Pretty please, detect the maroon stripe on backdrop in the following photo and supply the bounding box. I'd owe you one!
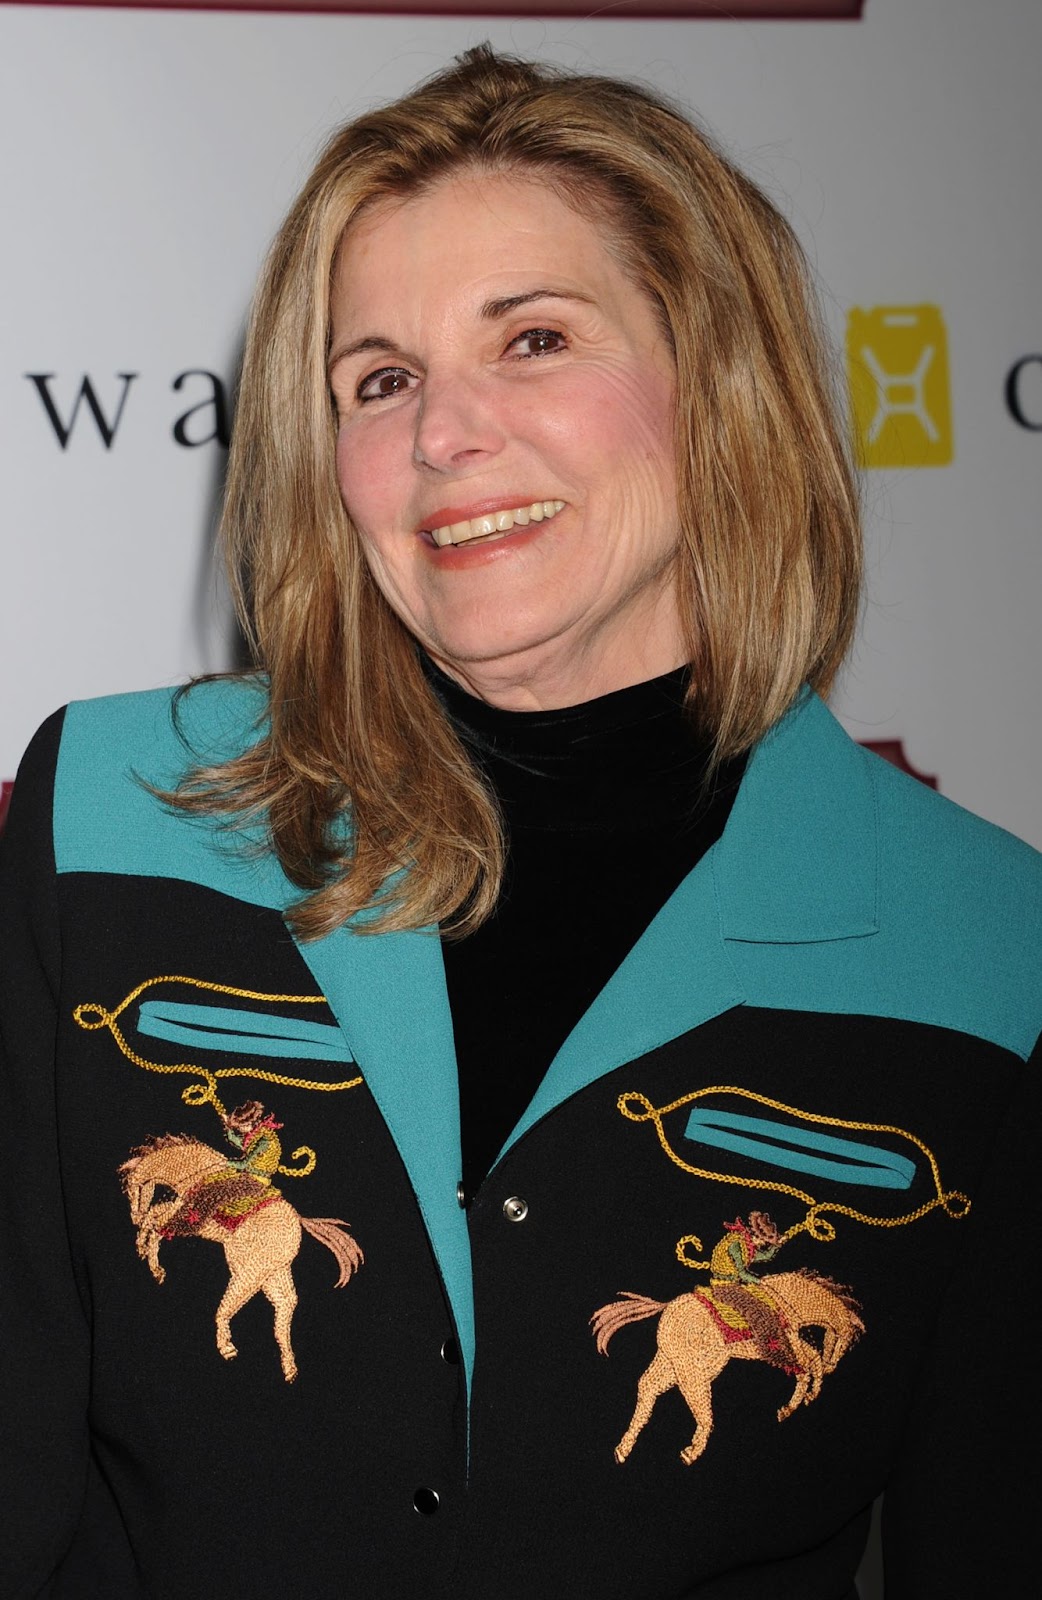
[861,742,937,790]
[0,1,866,18]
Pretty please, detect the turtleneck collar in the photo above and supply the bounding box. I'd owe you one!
[421,653,739,835]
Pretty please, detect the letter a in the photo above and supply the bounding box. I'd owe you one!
[172,370,231,448]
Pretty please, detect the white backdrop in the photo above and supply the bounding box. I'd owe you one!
[2,4,1037,1588]
[2,0,1040,863]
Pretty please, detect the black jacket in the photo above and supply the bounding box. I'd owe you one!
[1,681,1039,1598]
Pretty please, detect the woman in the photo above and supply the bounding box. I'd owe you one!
[1,45,1038,1600]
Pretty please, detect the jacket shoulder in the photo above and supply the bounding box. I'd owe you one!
[870,743,1042,924]
[868,746,1042,1054]
[723,697,1042,1058]
[54,678,288,908]
[59,678,267,774]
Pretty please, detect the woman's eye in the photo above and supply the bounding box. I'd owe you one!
[357,367,416,402]
[508,328,567,359]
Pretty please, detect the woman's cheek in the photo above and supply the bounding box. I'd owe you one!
[334,424,357,512]
[336,422,390,533]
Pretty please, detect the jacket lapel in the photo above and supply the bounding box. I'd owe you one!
[500,691,878,1158]
[501,849,743,1155]
[715,689,878,944]
[291,921,474,1392]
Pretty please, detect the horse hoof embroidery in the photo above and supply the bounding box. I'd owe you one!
[119,1102,363,1383]
[591,1213,863,1465]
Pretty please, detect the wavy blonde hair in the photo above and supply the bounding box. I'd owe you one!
[172,44,861,940]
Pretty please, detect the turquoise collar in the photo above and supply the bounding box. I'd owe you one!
[716,688,877,944]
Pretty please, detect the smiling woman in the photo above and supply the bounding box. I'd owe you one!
[178,43,861,941]
[329,172,683,709]
[1,41,1039,1600]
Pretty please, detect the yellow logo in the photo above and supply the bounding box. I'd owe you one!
[846,304,953,467]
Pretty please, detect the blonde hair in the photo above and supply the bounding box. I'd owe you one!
[172,44,861,940]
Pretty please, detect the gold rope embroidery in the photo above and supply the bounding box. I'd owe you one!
[74,975,362,1177]
[617,1084,970,1264]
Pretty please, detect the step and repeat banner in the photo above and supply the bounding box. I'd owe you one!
[1,0,1040,850]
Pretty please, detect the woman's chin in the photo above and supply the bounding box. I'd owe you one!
[423,627,563,681]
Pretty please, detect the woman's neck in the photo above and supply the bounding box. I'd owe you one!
[422,653,718,834]
[422,611,690,713]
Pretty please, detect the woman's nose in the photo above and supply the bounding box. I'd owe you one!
[412,374,505,472]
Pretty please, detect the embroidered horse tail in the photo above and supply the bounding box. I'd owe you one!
[300,1216,365,1287]
[590,1292,666,1356]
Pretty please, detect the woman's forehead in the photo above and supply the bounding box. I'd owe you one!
[339,172,599,267]
[330,171,651,341]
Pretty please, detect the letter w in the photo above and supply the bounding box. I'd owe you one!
[25,373,138,449]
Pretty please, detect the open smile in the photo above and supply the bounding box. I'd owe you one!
[425,499,566,549]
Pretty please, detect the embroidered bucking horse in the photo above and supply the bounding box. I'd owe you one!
[592,1267,863,1465]
[120,1133,363,1381]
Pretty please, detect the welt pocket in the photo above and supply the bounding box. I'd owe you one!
[136,1000,353,1063]
[684,1106,915,1190]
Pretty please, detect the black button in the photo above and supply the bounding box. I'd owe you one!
[440,1337,459,1365]
[414,1487,440,1515]
[456,1181,467,1209]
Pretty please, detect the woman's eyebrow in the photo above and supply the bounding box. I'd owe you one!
[327,334,403,377]
[480,288,595,320]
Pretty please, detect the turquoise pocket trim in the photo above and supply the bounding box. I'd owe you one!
[683,1107,915,1189]
[137,1001,353,1063]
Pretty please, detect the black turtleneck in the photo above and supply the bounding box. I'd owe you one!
[425,659,746,1200]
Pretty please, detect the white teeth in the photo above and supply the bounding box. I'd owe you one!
[427,499,565,548]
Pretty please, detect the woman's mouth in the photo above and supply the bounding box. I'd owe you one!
[426,499,566,549]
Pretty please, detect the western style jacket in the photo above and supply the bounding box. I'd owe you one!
[1,681,1039,1599]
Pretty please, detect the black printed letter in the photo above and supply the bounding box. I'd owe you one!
[172,369,231,448]
[1005,355,1042,431]
[25,373,138,449]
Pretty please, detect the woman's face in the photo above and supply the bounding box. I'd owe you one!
[329,171,684,709]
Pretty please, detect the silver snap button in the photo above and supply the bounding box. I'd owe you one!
[456,1181,467,1209]
[414,1487,440,1515]
[502,1195,528,1223]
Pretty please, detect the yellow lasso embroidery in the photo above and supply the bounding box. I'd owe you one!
[617,1084,970,1266]
[74,975,363,1178]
